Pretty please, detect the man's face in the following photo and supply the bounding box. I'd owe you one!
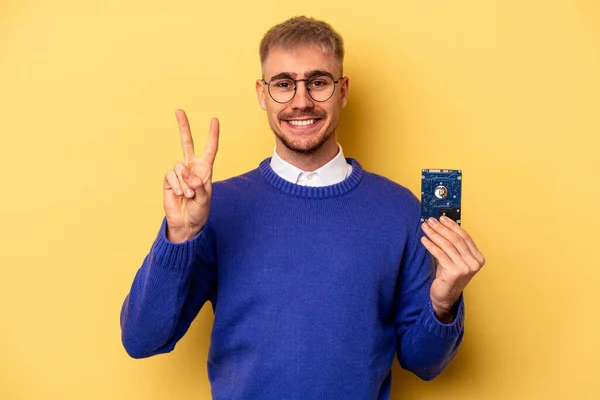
[256,46,349,155]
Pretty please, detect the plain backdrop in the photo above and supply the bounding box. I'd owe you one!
[1,0,599,399]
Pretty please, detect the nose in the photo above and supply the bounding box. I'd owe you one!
[290,81,314,109]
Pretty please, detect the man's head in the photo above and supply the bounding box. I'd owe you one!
[259,16,345,74]
[256,16,349,159]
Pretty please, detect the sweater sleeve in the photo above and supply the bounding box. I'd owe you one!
[394,220,465,380]
[120,218,218,359]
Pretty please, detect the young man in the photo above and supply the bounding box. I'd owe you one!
[120,16,485,400]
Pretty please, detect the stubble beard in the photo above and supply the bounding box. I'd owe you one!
[271,125,335,154]
[270,109,336,155]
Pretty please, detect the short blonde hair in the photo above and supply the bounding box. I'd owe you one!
[259,16,345,71]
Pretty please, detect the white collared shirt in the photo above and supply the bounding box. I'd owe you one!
[270,145,353,187]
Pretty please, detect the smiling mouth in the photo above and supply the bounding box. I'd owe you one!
[285,119,320,127]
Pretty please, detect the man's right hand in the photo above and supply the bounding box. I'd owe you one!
[163,109,219,243]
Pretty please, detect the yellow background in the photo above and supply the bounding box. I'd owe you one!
[1,0,599,399]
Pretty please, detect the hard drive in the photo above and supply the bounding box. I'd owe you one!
[420,169,462,225]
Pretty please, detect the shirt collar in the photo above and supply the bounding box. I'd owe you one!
[270,144,351,186]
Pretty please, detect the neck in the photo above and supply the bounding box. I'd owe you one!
[275,136,340,172]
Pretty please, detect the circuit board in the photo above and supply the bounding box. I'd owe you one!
[420,169,462,225]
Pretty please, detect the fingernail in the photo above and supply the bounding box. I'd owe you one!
[428,218,437,225]
[176,188,183,195]
[182,169,190,179]
[186,189,194,197]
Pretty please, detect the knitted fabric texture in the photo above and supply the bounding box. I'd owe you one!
[121,158,464,400]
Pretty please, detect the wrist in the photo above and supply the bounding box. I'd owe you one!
[431,298,461,324]
[166,225,202,243]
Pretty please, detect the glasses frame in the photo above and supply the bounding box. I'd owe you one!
[261,75,344,104]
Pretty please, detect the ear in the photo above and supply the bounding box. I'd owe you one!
[340,76,350,108]
[256,80,267,110]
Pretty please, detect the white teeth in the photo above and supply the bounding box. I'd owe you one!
[288,119,316,126]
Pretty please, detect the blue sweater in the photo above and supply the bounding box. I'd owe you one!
[120,158,464,400]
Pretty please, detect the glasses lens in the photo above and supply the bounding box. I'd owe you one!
[269,78,296,103]
[307,75,336,102]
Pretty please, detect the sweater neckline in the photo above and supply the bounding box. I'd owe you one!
[258,157,363,199]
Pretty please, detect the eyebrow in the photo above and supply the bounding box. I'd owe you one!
[268,70,337,81]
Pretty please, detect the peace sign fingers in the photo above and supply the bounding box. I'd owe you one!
[176,109,196,164]
[164,110,220,243]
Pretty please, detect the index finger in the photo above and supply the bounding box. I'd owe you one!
[439,216,485,265]
[176,109,195,164]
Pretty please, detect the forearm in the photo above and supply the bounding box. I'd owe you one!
[398,299,464,380]
[120,220,213,358]
[120,257,192,358]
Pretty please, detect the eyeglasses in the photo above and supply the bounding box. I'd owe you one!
[261,75,343,104]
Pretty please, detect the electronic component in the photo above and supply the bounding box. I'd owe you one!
[420,169,462,225]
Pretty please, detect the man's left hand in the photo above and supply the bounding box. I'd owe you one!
[420,216,485,323]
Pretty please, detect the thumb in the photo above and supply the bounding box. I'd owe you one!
[182,168,207,195]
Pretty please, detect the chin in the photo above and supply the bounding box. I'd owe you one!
[276,130,333,154]
[284,141,325,154]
